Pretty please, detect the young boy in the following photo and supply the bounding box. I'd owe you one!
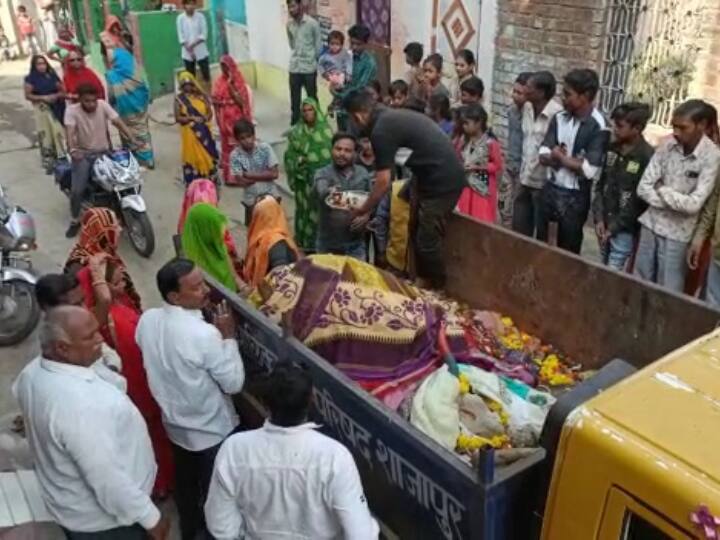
[389,79,409,108]
[501,72,532,227]
[229,120,280,225]
[428,94,454,136]
[319,30,353,92]
[635,99,720,292]
[459,76,484,106]
[403,42,424,102]
[592,102,654,271]
[538,68,610,254]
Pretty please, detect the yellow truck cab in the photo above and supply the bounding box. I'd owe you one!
[542,330,720,539]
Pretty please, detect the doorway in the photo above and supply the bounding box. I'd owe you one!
[356,0,391,91]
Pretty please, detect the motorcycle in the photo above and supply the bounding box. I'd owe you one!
[54,150,155,257]
[0,185,40,347]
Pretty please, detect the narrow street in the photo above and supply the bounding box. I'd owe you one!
[0,58,291,539]
[0,57,293,415]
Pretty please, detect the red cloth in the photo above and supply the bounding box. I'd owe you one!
[685,239,712,297]
[212,55,252,183]
[457,138,504,223]
[17,14,34,36]
[63,60,106,100]
[76,267,175,496]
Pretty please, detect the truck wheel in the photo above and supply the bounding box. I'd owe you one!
[123,208,155,258]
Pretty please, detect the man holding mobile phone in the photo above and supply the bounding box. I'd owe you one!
[136,259,245,540]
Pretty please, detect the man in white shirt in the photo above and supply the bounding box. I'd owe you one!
[635,100,720,292]
[537,69,610,254]
[34,272,126,391]
[513,71,563,239]
[13,306,168,540]
[205,362,379,540]
[176,0,210,83]
[136,258,245,540]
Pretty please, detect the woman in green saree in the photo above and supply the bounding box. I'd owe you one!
[284,97,333,252]
[181,203,242,292]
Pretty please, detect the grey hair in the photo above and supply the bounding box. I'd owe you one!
[38,306,83,352]
[38,316,70,350]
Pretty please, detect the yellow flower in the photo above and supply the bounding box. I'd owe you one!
[457,433,509,452]
[501,317,514,327]
[458,373,471,395]
[540,354,574,386]
[487,400,510,426]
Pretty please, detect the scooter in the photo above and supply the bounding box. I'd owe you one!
[0,185,40,347]
[54,150,155,257]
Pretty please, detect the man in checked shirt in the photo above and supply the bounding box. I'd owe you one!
[635,99,720,292]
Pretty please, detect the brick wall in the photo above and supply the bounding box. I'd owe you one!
[490,0,608,142]
[691,3,720,110]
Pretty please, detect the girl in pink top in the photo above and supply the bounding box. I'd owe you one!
[457,104,504,223]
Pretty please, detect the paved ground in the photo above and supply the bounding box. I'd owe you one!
[0,56,602,537]
[0,57,292,538]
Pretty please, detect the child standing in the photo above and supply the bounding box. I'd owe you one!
[229,120,281,225]
[319,30,353,117]
[449,50,476,109]
[389,79,409,108]
[16,6,39,56]
[459,76,484,107]
[500,72,531,227]
[422,53,449,110]
[457,104,504,223]
[403,42,425,103]
[592,102,654,272]
[428,94,454,136]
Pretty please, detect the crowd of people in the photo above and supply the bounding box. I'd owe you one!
[12,0,720,538]
[282,0,720,303]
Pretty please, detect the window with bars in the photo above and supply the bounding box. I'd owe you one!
[599,0,706,127]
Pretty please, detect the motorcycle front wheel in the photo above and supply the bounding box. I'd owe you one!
[122,208,155,258]
[0,279,40,346]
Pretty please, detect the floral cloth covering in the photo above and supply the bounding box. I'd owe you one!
[253,254,466,385]
[251,255,584,461]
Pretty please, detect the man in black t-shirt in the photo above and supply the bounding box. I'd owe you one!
[344,91,466,289]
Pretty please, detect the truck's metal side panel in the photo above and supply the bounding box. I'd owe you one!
[444,214,720,369]
[206,212,720,539]
[212,283,543,540]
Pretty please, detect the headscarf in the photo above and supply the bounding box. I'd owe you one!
[177,69,204,96]
[244,197,299,287]
[54,25,82,58]
[103,15,132,50]
[181,203,237,292]
[25,54,65,123]
[64,208,141,310]
[104,45,149,116]
[212,54,252,122]
[63,54,106,100]
[284,97,333,188]
[178,179,218,233]
[177,179,239,259]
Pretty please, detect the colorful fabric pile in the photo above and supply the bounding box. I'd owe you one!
[251,255,585,461]
[251,255,467,393]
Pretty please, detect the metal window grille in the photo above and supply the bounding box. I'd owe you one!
[600,0,706,127]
